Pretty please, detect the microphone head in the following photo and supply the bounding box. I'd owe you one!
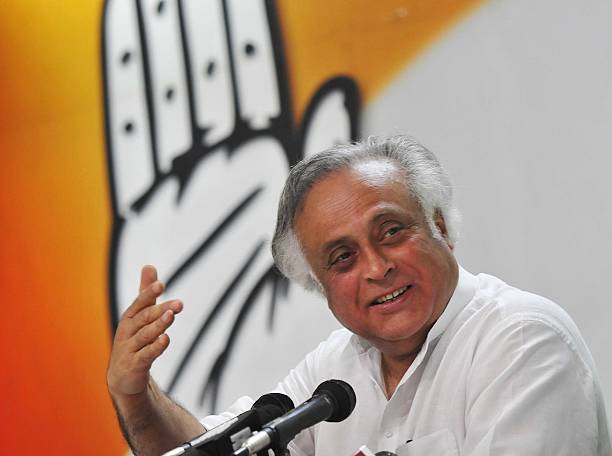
[252,392,295,423]
[313,379,356,423]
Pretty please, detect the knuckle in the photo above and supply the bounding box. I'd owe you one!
[138,319,166,345]
[138,327,156,346]
[118,315,134,330]
[134,306,155,326]
[139,342,163,363]
[115,323,135,341]
[137,346,154,362]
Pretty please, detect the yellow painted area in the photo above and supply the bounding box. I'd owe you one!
[0,1,102,127]
[277,0,486,121]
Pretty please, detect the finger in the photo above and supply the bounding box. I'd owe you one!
[300,78,360,158]
[132,299,183,329]
[122,280,164,320]
[139,264,158,293]
[132,309,175,351]
[136,333,170,366]
[139,0,192,172]
[182,0,235,146]
[226,0,281,129]
[103,0,156,215]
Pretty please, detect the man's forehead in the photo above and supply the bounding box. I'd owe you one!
[296,161,410,217]
[350,159,404,187]
[302,160,405,198]
[296,164,419,230]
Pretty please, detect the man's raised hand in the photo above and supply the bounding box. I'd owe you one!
[106,266,204,456]
[107,265,183,398]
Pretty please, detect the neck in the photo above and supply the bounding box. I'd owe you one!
[381,348,420,399]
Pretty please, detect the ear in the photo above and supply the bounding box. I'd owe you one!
[434,209,454,250]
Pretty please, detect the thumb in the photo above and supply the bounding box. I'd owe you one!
[299,77,360,159]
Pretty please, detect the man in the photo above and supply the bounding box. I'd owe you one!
[107,135,611,455]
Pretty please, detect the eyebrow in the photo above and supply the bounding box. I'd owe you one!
[371,209,400,224]
[370,204,409,226]
[318,206,408,257]
[320,237,352,258]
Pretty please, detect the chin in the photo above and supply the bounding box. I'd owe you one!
[372,319,432,347]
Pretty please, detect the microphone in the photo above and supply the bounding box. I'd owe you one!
[234,379,356,456]
[162,393,294,456]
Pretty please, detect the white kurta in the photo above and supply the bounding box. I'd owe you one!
[201,268,611,455]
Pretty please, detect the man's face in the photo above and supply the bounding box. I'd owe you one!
[295,163,458,357]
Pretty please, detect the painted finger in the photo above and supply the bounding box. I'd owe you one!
[226,0,282,129]
[132,309,175,351]
[122,280,164,321]
[114,136,289,315]
[139,0,192,172]
[103,0,156,215]
[139,264,158,293]
[300,78,361,158]
[182,0,235,146]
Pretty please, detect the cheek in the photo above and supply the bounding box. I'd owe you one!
[397,237,448,269]
[325,270,359,297]
[323,274,359,313]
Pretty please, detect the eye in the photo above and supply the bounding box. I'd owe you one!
[328,249,354,269]
[382,224,404,239]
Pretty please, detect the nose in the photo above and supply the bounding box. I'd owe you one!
[362,246,394,282]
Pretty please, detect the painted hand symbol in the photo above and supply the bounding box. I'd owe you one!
[103,0,359,415]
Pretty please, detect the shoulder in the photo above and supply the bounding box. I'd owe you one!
[463,272,596,377]
[277,327,357,376]
[452,275,611,455]
[299,328,361,374]
[274,328,358,392]
[471,272,581,336]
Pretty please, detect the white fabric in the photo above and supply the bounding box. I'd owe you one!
[201,267,611,455]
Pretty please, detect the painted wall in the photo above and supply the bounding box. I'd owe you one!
[1,0,610,454]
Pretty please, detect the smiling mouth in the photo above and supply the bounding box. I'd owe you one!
[372,285,411,305]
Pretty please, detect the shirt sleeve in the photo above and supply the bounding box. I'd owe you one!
[199,395,255,430]
[463,316,604,455]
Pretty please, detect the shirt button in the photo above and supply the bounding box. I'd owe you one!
[385,431,393,438]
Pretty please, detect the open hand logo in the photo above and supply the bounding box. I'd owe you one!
[103,0,359,415]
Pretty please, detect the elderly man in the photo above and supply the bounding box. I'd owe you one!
[107,136,610,455]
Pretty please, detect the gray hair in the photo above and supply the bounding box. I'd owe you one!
[271,135,461,291]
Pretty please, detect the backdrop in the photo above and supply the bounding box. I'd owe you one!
[1,0,610,454]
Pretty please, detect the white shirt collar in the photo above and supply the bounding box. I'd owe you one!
[426,265,478,342]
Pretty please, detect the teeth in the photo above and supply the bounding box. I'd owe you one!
[374,286,409,304]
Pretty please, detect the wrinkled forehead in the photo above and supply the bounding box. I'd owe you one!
[294,159,412,221]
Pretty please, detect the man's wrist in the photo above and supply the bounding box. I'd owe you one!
[109,381,160,428]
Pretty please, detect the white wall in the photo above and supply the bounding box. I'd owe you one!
[364,0,612,423]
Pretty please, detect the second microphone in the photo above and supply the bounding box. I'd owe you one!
[234,379,356,456]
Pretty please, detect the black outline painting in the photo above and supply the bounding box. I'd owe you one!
[102,0,360,413]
